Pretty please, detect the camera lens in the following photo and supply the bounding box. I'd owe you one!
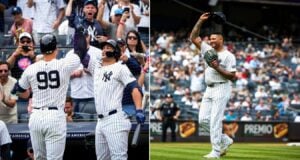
[22,46,30,52]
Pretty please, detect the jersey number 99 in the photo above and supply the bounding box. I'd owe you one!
[37,70,60,89]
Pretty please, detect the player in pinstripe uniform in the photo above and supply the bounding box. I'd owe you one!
[83,39,145,160]
[0,120,12,159]
[190,12,236,159]
[12,34,80,160]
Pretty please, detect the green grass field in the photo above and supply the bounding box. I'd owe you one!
[151,143,300,160]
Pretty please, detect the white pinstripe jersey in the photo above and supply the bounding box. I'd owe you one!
[0,120,12,145]
[88,62,136,114]
[18,53,80,109]
[200,42,237,84]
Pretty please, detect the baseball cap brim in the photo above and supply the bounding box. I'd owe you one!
[19,32,32,41]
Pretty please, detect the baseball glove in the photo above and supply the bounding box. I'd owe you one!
[204,49,218,66]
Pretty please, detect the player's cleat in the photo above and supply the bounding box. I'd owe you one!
[220,138,233,156]
[203,151,220,159]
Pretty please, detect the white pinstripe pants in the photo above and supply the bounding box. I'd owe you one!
[198,83,232,152]
[28,109,66,160]
[95,111,131,160]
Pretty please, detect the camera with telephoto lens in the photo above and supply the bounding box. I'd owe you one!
[22,46,30,52]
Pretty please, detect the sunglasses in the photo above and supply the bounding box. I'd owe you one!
[20,40,31,44]
[0,70,8,73]
[127,36,137,40]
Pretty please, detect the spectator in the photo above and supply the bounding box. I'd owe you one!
[254,87,268,99]
[136,0,149,45]
[224,110,237,121]
[255,99,270,111]
[7,32,36,79]
[124,30,146,58]
[16,0,34,19]
[291,94,300,105]
[157,94,180,142]
[0,0,8,33]
[277,95,290,115]
[240,112,253,121]
[0,61,18,124]
[66,0,107,47]
[64,97,84,122]
[97,1,125,39]
[10,6,33,44]
[98,0,117,22]
[110,0,141,31]
[27,0,65,45]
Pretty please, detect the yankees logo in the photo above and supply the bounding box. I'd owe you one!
[102,71,113,82]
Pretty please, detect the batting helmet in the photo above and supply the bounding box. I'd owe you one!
[99,39,121,60]
[40,34,57,54]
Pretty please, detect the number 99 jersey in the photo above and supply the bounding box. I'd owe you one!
[18,53,80,109]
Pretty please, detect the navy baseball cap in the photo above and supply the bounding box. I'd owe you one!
[11,6,22,15]
[84,0,97,7]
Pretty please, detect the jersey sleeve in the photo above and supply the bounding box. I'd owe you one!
[62,51,81,74]
[200,41,213,55]
[118,65,136,86]
[226,53,237,72]
[18,67,31,90]
[0,121,12,145]
[57,0,66,9]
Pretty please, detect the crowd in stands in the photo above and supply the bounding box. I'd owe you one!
[150,28,300,122]
[0,0,150,124]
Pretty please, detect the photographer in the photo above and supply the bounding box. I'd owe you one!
[66,0,107,47]
[7,32,36,80]
[110,0,141,31]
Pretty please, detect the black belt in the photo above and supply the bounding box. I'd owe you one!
[33,107,58,110]
[98,109,117,119]
[207,82,226,87]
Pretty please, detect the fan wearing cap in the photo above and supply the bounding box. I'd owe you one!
[66,0,107,47]
[10,6,33,44]
[157,93,180,142]
[81,39,144,160]
[7,32,36,80]
[110,0,141,31]
[27,0,65,45]
[97,2,129,40]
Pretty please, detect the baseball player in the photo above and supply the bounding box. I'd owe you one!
[80,39,145,160]
[12,34,80,160]
[190,12,236,159]
[0,120,12,160]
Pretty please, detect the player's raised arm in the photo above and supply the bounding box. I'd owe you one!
[190,12,210,51]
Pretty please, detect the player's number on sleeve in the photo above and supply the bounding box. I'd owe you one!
[37,71,60,89]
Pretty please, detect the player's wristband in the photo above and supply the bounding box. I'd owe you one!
[119,22,125,25]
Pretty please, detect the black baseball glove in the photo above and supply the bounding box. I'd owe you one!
[204,49,218,66]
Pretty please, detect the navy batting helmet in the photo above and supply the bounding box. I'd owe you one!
[40,34,57,54]
[99,39,121,60]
